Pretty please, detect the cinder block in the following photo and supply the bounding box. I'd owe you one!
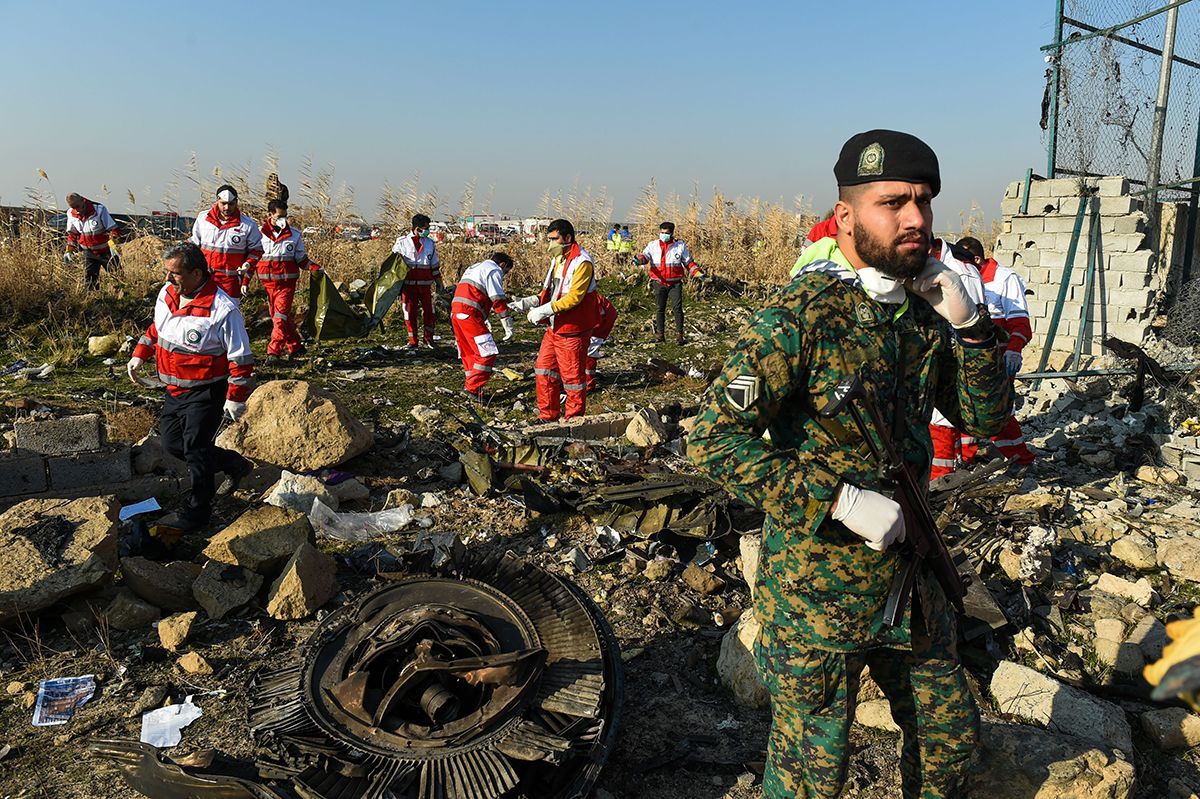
[1100,197,1139,216]
[1028,180,1053,199]
[1005,180,1024,200]
[1098,177,1130,197]
[1104,233,1147,253]
[1109,288,1155,308]
[1113,214,1146,234]
[46,445,132,491]
[1010,216,1045,235]
[1047,178,1086,198]
[1057,198,1083,216]
[13,414,104,455]
[1044,216,1083,233]
[1115,270,1150,289]
[1108,251,1154,272]
[1000,198,1023,216]
[0,451,48,498]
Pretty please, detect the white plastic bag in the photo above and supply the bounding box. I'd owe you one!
[309,498,415,541]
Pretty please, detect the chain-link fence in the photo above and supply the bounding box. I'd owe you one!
[1048,0,1199,203]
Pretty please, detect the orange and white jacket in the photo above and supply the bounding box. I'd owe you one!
[256,221,318,282]
[392,233,441,286]
[979,258,1032,354]
[132,279,254,402]
[66,199,117,253]
[190,204,263,294]
[538,243,599,334]
[453,259,511,320]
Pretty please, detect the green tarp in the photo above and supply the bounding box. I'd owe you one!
[301,252,409,342]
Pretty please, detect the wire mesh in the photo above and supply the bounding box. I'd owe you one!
[1049,0,1199,202]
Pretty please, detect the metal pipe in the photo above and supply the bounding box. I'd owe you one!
[1072,197,1102,370]
[1018,364,1200,381]
[1040,0,1194,51]
[1033,193,1090,390]
[1020,168,1033,215]
[1047,0,1066,178]
[1059,14,1200,70]
[1183,109,1200,285]
[1147,4,1180,241]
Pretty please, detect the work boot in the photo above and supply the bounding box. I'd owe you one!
[401,341,418,353]
[289,344,307,360]
[159,509,209,533]
[654,332,665,343]
[264,354,284,365]
[216,456,254,496]
[424,338,438,350]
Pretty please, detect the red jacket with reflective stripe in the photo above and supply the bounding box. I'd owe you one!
[190,204,264,295]
[538,244,599,334]
[637,239,699,285]
[393,234,441,285]
[594,293,617,339]
[131,279,255,402]
[979,257,1032,354]
[453,259,510,320]
[66,199,117,252]
[256,222,317,282]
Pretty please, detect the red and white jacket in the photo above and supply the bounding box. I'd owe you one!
[593,292,617,340]
[392,233,441,286]
[637,239,700,286]
[979,257,1032,354]
[800,215,838,251]
[539,244,599,335]
[256,222,318,283]
[66,199,117,253]
[131,279,254,402]
[453,259,511,320]
[190,204,264,295]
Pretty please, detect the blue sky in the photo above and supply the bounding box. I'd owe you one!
[0,1,1056,225]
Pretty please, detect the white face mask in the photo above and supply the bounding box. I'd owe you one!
[659,233,671,242]
[855,267,907,304]
[274,216,287,229]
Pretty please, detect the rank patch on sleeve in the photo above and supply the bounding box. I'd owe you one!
[725,375,761,411]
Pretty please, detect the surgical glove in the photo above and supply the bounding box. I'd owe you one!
[527,303,554,325]
[126,356,144,384]
[588,336,605,358]
[907,258,979,328]
[223,399,247,420]
[237,263,252,278]
[500,315,515,341]
[1004,350,1022,376]
[830,483,906,552]
[510,295,540,313]
[241,283,251,297]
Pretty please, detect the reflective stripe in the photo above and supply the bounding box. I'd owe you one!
[230,354,254,366]
[453,297,486,312]
[931,457,958,467]
[585,369,596,375]
[534,368,560,380]
[472,364,494,372]
[260,272,300,281]
[563,382,585,391]
[137,336,154,347]
[273,313,288,320]
[159,338,227,357]
[460,276,488,293]
[212,268,241,276]
[158,372,225,389]
[406,279,436,286]
[1010,331,1030,341]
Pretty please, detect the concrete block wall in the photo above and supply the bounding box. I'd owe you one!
[0,414,132,498]
[993,176,1155,356]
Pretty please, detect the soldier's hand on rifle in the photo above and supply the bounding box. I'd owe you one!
[907,259,979,329]
[831,483,906,552]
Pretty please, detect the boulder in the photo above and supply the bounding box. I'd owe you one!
[990,660,1132,753]
[0,496,120,624]
[158,611,199,653]
[682,562,726,595]
[177,652,213,676]
[121,557,201,612]
[202,505,313,575]
[1158,537,1200,583]
[625,408,668,447]
[1127,614,1167,660]
[87,333,122,357]
[969,721,1135,799]
[191,562,263,620]
[265,543,339,620]
[216,380,373,471]
[1110,534,1157,570]
[1095,574,1154,607]
[104,590,160,631]
[855,699,900,732]
[1140,707,1200,751]
[716,613,768,709]
[643,559,673,582]
[264,472,339,516]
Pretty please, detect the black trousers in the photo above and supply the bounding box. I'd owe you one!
[653,281,684,336]
[160,380,246,522]
[82,250,117,290]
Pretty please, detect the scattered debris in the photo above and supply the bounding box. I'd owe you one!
[32,675,96,727]
[140,696,203,748]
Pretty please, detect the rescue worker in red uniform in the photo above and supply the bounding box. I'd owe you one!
[632,221,704,343]
[957,236,1036,467]
[800,213,838,253]
[65,193,120,290]
[190,185,263,302]
[250,199,320,363]
[127,242,254,531]
[450,252,516,399]
[392,213,443,349]
[518,219,599,421]
[585,293,617,392]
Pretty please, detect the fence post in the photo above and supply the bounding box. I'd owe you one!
[1147,3,1181,243]
[1046,0,1066,179]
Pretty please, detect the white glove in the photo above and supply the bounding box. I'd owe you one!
[510,295,540,313]
[237,263,252,277]
[831,483,906,552]
[1004,350,1022,377]
[907,259,979,328]
[527,303,554,325]
[223,399,247,420]
[241,283,251,297]
[500,315,515,341]
[126,356,144,384]
[588,336,605,358]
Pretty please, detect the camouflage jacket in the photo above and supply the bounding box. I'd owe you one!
[688,259,1012,651]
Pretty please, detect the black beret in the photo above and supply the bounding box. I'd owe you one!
[834,130,940,197]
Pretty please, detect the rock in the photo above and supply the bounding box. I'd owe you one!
[969,721,1135,799]
[1003,493,1066,513]
[0,496,120,624]
[855,699,900,732]
[202,505,314,575]
[1094,618,1125,642]
[682,562,726,595]
[87,333,122,357]
[1136,464,1183,485]
[105,590,161,631]
[384,488,418,509]
[1158,537,1200,583]
[266,543,339,621]
[438,462,464,483]
[643,559,673,582]
[216,380,374,470]
[420,492,443,508]
[121,557,201,612]
[127,684,169,718]
[191,562,263,620]
[1082,450,1115,468]
[176,652,213,676]
[410,405,441,425]
[131,431,187,476]
[157,611,199,652]
[999,548,1023,582]
[1094,638,1145,675]
[717,613,768,709]
[990,660,1132,753]
[1111,534,1157,570]
[625,408,668,447]
[263,471,339,515]
[1095,573,1154,607]
[328,477,369,503]
[1127,614,1167,660]
[6,681,24,696]
[1140,707,1200,751]
[740,534,761,597]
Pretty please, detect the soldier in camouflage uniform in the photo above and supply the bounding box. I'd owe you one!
[688,130,1012,798]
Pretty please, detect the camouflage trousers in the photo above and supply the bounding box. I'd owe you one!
[754,596,979,798]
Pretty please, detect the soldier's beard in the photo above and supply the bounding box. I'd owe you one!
[853,221,928,280]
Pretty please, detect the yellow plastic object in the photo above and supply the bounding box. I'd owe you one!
[148,524,182,549]
[1144,607,1200,688]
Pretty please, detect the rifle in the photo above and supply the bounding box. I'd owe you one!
[819,375,968,626]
